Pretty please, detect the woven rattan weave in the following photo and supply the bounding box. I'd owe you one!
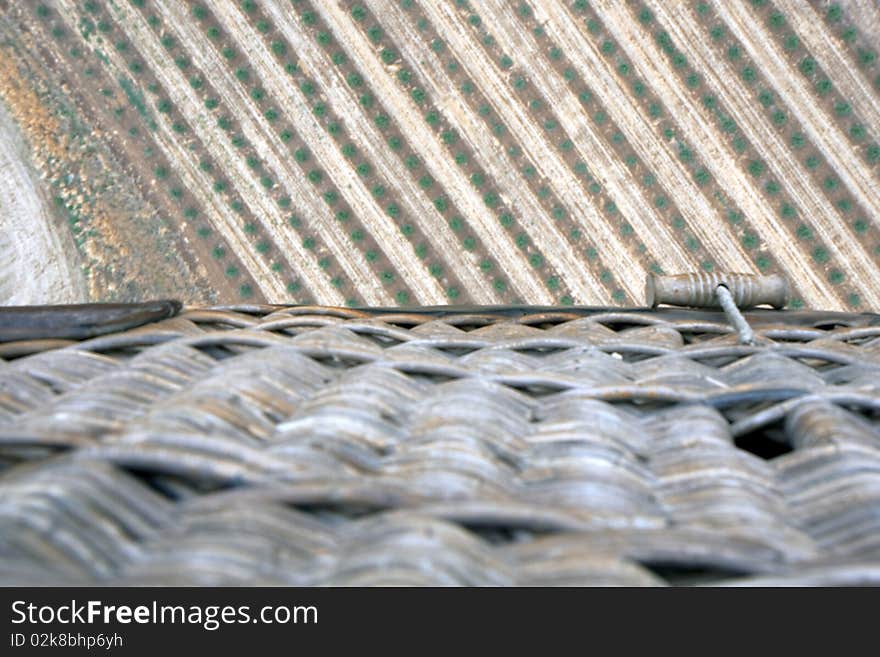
[2,304,880,586]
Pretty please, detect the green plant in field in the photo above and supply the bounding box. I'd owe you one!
[850,124,866,141]
[812,246,829,263]
[225,265,240,278]
[367,25,383,43]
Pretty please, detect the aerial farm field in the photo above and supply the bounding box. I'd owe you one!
[0,0,877,309]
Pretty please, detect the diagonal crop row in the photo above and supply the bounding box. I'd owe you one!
[705,0,880,241]
[369,0,620,303]
[255,0,486,304]
[577,0,836,308]
[404,0,650,302]
[205,0,450,306]
[637,0,877,309]
[746,0,880,157]
[320,0,558,303]
[135,0,392,306]
[510,0,760,284]
[367,0,620,303]
[89,0,341,303]
[36,0,269,302]
[803,0,880,150]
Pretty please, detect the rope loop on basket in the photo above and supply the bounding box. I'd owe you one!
[716,283,755,345]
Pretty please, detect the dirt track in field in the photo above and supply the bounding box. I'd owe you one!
[0,100,86,305]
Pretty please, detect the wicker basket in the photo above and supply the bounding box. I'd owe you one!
[1,303,879,586]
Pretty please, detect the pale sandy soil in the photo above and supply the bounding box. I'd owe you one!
[0,100,87,305]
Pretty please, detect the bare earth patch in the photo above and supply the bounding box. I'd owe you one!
[0,100,86,305]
